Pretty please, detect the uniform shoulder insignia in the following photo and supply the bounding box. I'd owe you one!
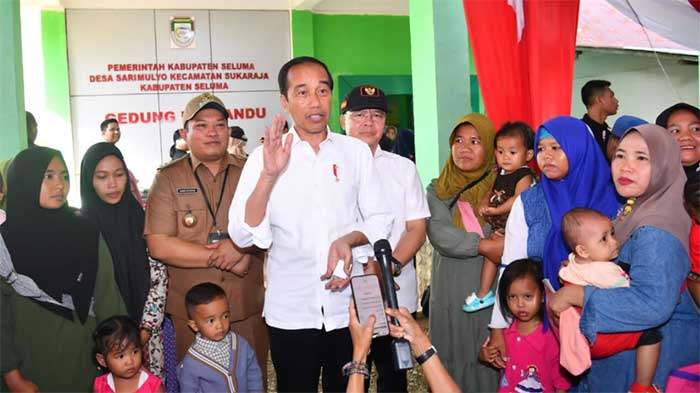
[158,154,188,171]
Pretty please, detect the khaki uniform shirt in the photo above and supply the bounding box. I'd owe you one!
[144,154,264,320]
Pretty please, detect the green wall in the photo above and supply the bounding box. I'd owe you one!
[409,0,473,186]
[41,10,71,124]
[291,11,412,132]
[0,0,27,160]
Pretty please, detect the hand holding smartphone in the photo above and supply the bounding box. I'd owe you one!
[350,274,389,337]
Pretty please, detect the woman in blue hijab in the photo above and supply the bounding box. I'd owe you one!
[536,116,621,286]
[482,116,621,371]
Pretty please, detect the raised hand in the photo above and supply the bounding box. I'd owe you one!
[262,114,293,180]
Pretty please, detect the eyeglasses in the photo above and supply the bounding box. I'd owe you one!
[349,110,386,122]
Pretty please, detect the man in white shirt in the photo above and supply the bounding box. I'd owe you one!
[341,85,430,392]
[228,57,392,392]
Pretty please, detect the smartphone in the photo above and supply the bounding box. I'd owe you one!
[350,274,390,337]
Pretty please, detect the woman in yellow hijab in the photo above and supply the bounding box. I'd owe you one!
[426,113,503,391]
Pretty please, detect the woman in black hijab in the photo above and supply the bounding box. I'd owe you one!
[80,142,167,378]
[0,146,125,392]
[656,103,700,183]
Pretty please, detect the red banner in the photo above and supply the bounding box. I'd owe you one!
[462,0,580,131]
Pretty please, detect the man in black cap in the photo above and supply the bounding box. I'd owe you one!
[341,85,430,392]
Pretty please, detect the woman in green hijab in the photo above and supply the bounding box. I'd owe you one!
[427,113,503,391]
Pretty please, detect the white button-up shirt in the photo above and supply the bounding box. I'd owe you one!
[490,195,527,329]
[229,127,392,331]
[370,149,430,312]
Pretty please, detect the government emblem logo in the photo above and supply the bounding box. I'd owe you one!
[170,17,196,49]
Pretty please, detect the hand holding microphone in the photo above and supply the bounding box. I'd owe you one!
[374,239,414,370]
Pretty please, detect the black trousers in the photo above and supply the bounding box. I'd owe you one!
[268,324,353,393]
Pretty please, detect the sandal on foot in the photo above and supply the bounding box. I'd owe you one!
[462,290,495,313]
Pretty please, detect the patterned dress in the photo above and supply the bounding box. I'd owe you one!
[142,258,168,378]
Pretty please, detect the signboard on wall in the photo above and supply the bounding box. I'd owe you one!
[66,9,290,189]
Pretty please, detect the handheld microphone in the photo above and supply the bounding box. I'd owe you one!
[374,239,414,371]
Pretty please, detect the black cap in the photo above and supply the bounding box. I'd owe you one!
[655,103,700,128]
[230,126,247,141]
[340,85,388,114]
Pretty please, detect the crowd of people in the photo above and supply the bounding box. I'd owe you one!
[0,55,698,393]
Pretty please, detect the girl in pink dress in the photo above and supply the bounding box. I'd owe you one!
[480,259,571,392]
[94,316,164,393]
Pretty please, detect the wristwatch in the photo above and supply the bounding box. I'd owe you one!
[415,345,437,365]
[391,257,402,277]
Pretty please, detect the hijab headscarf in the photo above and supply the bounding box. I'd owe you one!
[435,113,497,228]
[611,115,647,139]
[1,147,98,323]
[613,124,690,252]
[655,103,700,183]
[80,142,150,321]
[537,117,622,288]
[655,102,699,130]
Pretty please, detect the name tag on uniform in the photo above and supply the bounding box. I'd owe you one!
[177,188,198,194]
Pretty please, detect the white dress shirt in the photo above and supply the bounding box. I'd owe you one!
[368,149,430,312]
[489,195,528,328]
[229,127,392,331]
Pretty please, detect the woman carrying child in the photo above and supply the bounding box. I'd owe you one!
[427,113,504,390]
[81,142,168,379]
[558,207,662,391]
[549,124,700,390]
[0,147,126,391]
[464,121,535,312]
[485,116,621,367]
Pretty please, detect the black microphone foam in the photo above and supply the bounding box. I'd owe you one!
[373,239,415,371]
[374,239,400,312]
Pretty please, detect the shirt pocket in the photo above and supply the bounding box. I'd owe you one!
[328,167,359,211]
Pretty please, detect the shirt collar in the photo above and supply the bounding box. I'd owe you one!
[194,331,231,348]
[373,146,385,159]
[288,125,334,147]
[193,332,233,368]
[505,321,546,352]
[583,113,609,130]
[107,370,148,391]
[188,153,240,173]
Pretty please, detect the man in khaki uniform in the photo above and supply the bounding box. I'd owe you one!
[145,93,267,374]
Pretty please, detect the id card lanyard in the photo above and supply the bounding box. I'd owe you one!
[189,158,230,235]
